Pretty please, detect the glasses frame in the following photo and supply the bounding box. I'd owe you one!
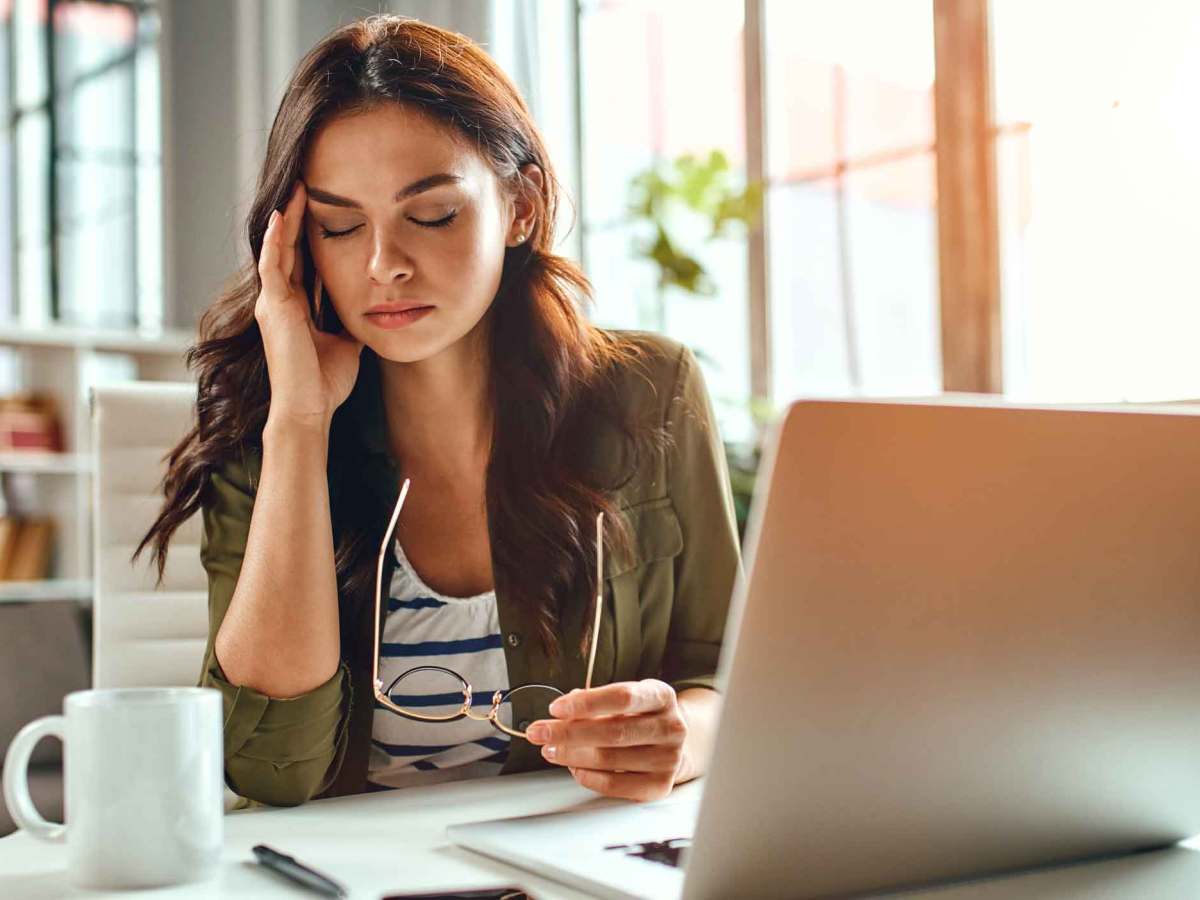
[371,478,606,740]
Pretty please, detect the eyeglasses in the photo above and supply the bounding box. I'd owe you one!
[372,478,605,740]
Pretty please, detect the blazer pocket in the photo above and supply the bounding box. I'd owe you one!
[601,498,684,683]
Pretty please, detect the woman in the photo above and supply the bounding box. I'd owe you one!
[137,14,739,807]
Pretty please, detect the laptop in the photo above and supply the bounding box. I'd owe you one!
[448,398,1200,899]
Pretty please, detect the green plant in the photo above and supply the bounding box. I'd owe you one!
[626,149,764,330]
[625,150,769,540]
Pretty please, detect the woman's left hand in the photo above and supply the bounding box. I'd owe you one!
[524,679,689,802]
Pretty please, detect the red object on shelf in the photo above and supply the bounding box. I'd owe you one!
[0,394,64,453]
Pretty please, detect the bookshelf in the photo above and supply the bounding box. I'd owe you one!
[0,452,92,474]
[0,323,194,605]
[0,578,92,603]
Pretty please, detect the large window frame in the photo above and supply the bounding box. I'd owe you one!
[745,0,1000,399]
[4,0,159,328]
[575,0,1003,407]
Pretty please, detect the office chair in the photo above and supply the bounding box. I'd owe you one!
[90,382,206,688]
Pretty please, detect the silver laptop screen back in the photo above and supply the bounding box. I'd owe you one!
[686,399,1200,899]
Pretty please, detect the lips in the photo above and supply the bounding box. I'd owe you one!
[365,305,435,330]
[365,302,433,316]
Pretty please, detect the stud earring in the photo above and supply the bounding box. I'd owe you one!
[515,232,526,244]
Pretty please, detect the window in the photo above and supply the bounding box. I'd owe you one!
[2,0,161,330]
[992,0,1200,401]
[578,0,1200,422]
[578,0,941,437]
[763,0,940,402]
[578,0,752,438]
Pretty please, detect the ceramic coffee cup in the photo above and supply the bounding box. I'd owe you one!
[2,686,223,889]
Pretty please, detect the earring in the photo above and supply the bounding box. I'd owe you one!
[313,274,324,322]
[514,232,526,244]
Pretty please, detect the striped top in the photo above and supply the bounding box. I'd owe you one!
[366,540,512,791]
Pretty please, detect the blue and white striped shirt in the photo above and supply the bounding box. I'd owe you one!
[366,540,512,791]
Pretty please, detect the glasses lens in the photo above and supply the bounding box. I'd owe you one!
[500,684,566,737]
[384,667,471,722]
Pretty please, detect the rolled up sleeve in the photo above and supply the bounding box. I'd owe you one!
[661,345,742,695]
[199,447,351,806]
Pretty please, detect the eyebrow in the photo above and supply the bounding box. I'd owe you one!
[305,173,464,209]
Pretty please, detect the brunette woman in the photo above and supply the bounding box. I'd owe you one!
[137,14,739,806]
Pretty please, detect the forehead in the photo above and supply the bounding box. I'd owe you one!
[303,103,490,196]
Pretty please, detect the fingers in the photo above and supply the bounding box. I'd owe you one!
[280,182,306,289]
[526,709,687,748]
[569,768,675,803]
[541,742,682,775]
[257,182,306,298]
[257,210,285,295]
[529,681,689,802]
[549,680,676,719]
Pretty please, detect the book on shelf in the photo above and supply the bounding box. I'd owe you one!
[0,392,63,454]
[0,516,54,581]
[0,517,18,577]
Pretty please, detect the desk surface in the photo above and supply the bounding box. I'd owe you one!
[1,770,1199,899]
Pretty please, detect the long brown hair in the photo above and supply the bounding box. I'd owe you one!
[134,15,662,662]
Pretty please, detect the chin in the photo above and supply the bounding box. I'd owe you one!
[367,333,446,365]
[364,323,473,366]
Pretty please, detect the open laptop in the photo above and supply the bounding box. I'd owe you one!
[448,398,1200,899]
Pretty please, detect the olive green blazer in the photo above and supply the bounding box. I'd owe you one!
[198,330,741,806]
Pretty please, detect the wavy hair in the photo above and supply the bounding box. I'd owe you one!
[134,15,662,663]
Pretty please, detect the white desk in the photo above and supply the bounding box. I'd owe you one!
[1,770,1199,899]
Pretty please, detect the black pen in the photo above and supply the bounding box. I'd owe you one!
[252,844,349,898]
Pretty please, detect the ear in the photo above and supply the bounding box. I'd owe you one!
[507,163,544,247]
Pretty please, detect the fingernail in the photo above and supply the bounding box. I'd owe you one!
[268,209,279,227]
[526,723,548,743]
[548,698,571,716]
[542,745,557,761]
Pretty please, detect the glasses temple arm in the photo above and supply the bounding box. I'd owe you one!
[373,478,411,693]
[584,511,604,690]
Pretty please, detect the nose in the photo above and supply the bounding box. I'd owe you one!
[367,228,414,284]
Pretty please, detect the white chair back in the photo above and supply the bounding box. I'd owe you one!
[91,382,207,688]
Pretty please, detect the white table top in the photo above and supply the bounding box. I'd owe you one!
[2,769,1199,899]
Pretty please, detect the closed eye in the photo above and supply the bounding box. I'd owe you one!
[415,211,458,229]
[320,225,361,239]
[319,211,458,240]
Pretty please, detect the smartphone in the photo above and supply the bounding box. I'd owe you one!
[381,890,533,900]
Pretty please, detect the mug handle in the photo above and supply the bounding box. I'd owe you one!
[2,715,66,843]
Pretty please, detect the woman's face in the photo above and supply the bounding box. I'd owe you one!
[301,103,533,363]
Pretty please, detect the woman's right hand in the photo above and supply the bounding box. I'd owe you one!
[256,180,364,431]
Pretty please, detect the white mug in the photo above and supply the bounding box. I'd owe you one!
[2,687,224,889]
